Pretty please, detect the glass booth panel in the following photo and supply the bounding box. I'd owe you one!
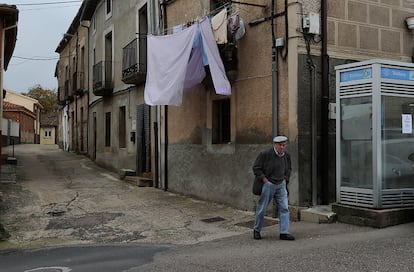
[340,96,373,189]
[381,96,414,189]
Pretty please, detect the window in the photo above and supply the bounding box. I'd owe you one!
[212,99,231,144]
[119,106,126,148]
[106,0,112,16]
[81,46,85,71]
[92,17,96,33]
[44,130,52,138]
[105,112,111,147]
[139,4,148,69]
[80,107,84,151]
[104,31,113,86]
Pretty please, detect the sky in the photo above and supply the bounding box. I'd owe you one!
[4,0,83,93]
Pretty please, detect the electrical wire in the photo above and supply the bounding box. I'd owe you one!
[13,56,59,61]
[13,1,82,6]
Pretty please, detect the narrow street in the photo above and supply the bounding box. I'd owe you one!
[0,144,254,250]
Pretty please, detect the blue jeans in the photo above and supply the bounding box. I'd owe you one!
[254,181,290,234]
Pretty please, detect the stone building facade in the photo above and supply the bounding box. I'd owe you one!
[162,0,414,211]
[56,0,414,213]
[55,2,90,153]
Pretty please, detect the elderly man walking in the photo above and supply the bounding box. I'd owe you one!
[252,136,295,241]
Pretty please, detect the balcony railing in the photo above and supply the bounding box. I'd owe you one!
[72,71,85,95]
[121,34,147,85]
[93,61,113,96]
[64,80,70,99]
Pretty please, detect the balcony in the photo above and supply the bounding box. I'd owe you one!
[93,61,113,96]
[121,35,147,85]
[57,86,66,106]
[72,71,85,96]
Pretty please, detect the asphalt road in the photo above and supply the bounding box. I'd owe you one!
[0,244,170,272]
[131,221,414,272]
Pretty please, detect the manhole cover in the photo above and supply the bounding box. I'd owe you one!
[201,216,226,223]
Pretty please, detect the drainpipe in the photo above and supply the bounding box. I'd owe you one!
[149,0,159,188]
[303,18,317,206]
[310,61,317,207]
[320,0,329,204]
[75,31,79,153]
[80,20,90,155]
[271,0,278,137]
[161,0,169,191]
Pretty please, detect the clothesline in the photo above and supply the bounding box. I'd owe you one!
[155,2,237,35]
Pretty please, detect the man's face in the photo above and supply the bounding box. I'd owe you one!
[274,141,287,154]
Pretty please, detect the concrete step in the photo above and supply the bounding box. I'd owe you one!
[124,176,153,187]
[119,169,136,180]
[300,205,337,224]
[332,203,414,228]
[6,157,17,165]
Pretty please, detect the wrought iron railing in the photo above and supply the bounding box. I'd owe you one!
[121,34,147,84]
[93,61,113,95]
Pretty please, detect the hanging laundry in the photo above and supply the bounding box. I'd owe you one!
[200,17,231,96]
[211,8,228,44]
[228,12,240,35]
[193,26,208,66]
[184,29,206,90]
[235,18,246,40]
[144,24,197,106]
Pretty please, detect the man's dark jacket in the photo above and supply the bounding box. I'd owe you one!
[253,148,292,184]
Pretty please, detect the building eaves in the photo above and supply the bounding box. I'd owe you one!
[4,89,43,111]
[55,1,85,53]
[3,101,36,119]
[80,0,99,22]
[0,4,18,70]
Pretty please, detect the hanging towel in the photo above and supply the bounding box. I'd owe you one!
[184,37,206,90]
[144,24,197,106]
[200,17,231,96]
[211,8,228,44]
[193,26,208,65]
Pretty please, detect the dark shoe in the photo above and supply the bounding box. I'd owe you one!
[253,230,262,240]
[280,233,295,240]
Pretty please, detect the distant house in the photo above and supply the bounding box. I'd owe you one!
[3,101,36,144]
[3,89,42,143]
[40,113,58,145]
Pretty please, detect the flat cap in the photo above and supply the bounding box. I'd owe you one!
[273,135,288,143]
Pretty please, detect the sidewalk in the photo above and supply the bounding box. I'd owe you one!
[0,144,259,249]
[0,153,17,240]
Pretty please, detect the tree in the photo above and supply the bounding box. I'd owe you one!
[23,85,57,114]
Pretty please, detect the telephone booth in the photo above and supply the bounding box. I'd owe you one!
[336,59,414,209]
